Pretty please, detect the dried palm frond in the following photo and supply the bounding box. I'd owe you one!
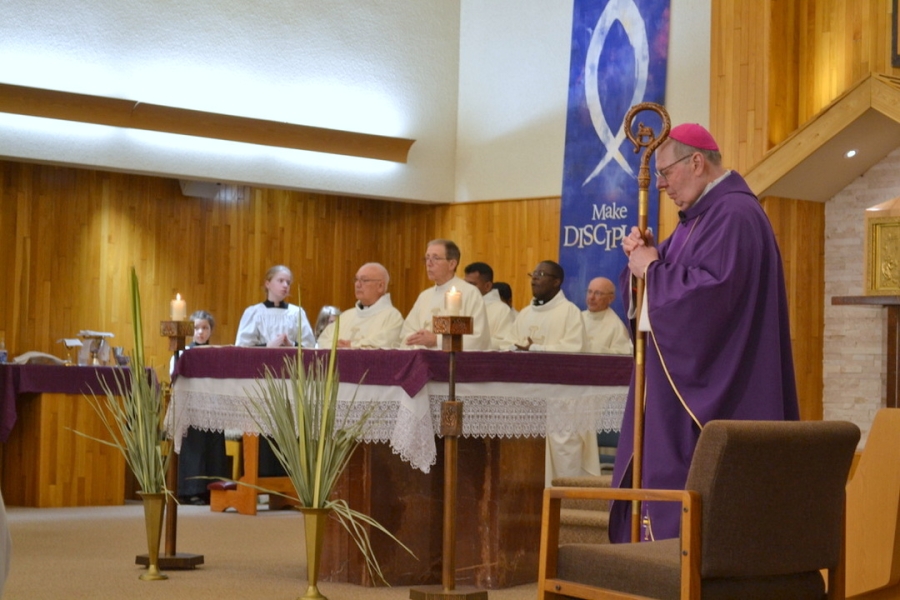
[74,267,168,494]
[241,320,415,585]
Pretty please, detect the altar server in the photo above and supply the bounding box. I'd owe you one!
[314,305,340,343]
[235,264,314,477]
[173,310,229,505]
[235,265,315,348]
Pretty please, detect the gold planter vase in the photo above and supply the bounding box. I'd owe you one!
[138,492,168,581]
[298,507,331,600]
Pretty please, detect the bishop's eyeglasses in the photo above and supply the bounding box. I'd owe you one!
[654,154,692,181]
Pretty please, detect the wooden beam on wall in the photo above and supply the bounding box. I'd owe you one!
[0,83,415,163]
[743,75,876,198]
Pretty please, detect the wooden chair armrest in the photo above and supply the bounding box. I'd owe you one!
[539,486,702,600]
[545,486,689,504]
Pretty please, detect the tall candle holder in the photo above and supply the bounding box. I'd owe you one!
[410,316,487,600]
[136,319,204,570]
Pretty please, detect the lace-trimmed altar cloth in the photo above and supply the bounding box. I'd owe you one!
[167,347,630,473]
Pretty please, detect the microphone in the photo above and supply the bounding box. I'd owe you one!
[678,211,687,225]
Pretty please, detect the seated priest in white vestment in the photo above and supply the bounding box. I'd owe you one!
[493,281,518,319]
[509,260,586,353]
[401,239,491,351]
[509,260,597,485]
[463,261,516,350]
[582,277,633,355]
[317,262,404,349]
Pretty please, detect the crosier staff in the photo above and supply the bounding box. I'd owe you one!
[623,102,670,543]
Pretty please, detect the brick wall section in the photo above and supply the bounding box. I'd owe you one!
[823,146,900,444]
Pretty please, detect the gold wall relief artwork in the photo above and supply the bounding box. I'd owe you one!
[865,198,900,295]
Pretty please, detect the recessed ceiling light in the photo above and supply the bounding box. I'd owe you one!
[845,149,858,158]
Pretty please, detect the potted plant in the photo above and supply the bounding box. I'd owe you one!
[77,267,169,580]
[243,319,413,599]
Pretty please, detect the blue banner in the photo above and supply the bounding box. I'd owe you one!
[559,0,670,322]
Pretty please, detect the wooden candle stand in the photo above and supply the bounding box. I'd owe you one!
[136,319,204,570]
[410,316,487,600]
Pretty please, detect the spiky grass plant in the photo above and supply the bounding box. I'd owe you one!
[243,320,414,585]
[75,267,168,493]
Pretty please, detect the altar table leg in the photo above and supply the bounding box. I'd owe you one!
[320,436,545,589]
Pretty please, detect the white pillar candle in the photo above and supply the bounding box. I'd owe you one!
[171,293,187,320]
[445,286,462,316]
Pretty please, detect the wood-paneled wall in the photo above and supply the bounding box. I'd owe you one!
[763,196,826,420]
[0,156,823,421]
[432,197,561,312]
[2,393,125,507]
[711,0,900,419]
[0,160,559,376]
[3,0,895,418]
[710,0,775,173]
[713,0,899,175]
[797,0,895,122]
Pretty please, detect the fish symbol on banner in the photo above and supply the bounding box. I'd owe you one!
[582,0,650,187]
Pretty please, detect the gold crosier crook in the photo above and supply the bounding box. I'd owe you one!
[623,102,670,543]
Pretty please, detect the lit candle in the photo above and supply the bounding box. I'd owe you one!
[445,286,462,316]
[170,293,187,320]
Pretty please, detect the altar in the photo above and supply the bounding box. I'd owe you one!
[169,347,631,588]
[0,364,135,507]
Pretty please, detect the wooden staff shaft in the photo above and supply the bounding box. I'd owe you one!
[623,102,670,543]
[631,185,649,543]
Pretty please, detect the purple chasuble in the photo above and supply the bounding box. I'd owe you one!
[609,171,799,543]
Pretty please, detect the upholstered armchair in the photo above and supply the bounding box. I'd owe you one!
[538,419,860,600]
